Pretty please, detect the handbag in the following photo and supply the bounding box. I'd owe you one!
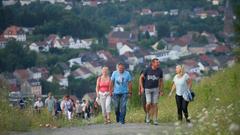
[183,89,195,102]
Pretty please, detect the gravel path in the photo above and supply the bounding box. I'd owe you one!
[9,122,193,135]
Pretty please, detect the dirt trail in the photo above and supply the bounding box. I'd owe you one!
[9,122,193,135]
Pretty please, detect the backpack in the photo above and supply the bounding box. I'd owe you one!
[66,101,73,112]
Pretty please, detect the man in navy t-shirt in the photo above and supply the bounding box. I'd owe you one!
[139,58,164,125]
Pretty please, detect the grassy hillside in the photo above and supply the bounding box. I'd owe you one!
[0,64,240,134]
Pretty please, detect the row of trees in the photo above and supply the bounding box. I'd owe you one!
[0,2,108,38]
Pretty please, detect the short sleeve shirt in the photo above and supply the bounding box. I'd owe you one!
[173,73,190,96]
[143,67,163,89]
[111,70,132,94]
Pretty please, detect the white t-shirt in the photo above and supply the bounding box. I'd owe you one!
[34,101,43,108]
[173,73,190,96]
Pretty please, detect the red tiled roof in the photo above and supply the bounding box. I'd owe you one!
[14,69,30,80]
[214,45,230,53]
[3,26,21,36]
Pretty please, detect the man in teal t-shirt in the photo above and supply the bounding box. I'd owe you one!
[111,63,132,124]
[45,92,55,116]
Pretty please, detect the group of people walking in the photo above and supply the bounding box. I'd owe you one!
[96,58,193,125]
[33,58,193,125]
[33,93,94,120]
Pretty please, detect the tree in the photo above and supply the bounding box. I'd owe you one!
[0,40,37,72]
[157,23,170,39]
[145,31,150,39]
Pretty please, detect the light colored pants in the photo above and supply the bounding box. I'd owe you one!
[67,111,72,120]
[145,88,159,104]
[99,91,111,116]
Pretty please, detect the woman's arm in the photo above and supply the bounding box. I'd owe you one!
[169,83,176,96]
[95,77,100,97]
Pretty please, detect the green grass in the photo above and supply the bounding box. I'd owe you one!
[0,64,240,134]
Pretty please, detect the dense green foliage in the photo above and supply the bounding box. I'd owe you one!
[0,2,108,38]
[0,40,37,72]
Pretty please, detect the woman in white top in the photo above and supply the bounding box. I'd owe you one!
[34,97,43,113]
[169,65,192,123]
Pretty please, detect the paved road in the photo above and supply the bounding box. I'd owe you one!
[9,123,192,135]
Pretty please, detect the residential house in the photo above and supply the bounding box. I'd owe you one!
[3,26,26,41]
[170,9,179,16]
[82,62,102,75]
[70,38,95,49]
[65,5,72,10]
[108,31,136,48]
[0,35,7,48]
[28,67,42,80]
[29,41,50,52]
[20,0,33,6]
[182,59,201,74]
[4,73,21,92]
[113,26,124,32]
[152,11,168,16]
[195,10,208,19]
[188,43,207,55]
[139,24,157,37]
[200,54,219,71]
[46,34,60,44]
[212,0,220,5]
[21,79,42,97]
[68,57,83,68]
[117,43,134,55]
[54,74,68,88]
[13,69,30,82]
[205,43,218,52]
[206,10,219,17]
[36,67,49,79]
[122,52,138,71]
[2,0,17,6]
[213,45,231,54]
[71,67,92,79]
[40,0,55,4]
[140,8,152,15]
[201,32,218,43]
[97,50,113,61]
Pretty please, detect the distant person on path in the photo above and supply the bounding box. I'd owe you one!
[34,97,43,113]
[45,92,55,116]
[19,98,25,109]
[54,97,62,118]
[95,66,112,124]
[75,100,82,118]
[169,65,192,123]
[111,63,132,124]
[64,95,74,120]
[139,58,164,125]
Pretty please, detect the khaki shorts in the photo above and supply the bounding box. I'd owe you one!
[145,88,159,104]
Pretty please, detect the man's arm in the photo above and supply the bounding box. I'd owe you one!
[159,78,164,96]
[139,74,145,95]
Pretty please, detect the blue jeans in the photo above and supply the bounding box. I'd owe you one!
[113,93,128,124]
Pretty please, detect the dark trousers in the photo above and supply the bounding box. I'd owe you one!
[175,95,189,120]
[113,93,128,124]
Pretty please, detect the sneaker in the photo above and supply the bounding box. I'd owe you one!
[186,119,191,123]
[153,121,159,125]
[146,113,150,124]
